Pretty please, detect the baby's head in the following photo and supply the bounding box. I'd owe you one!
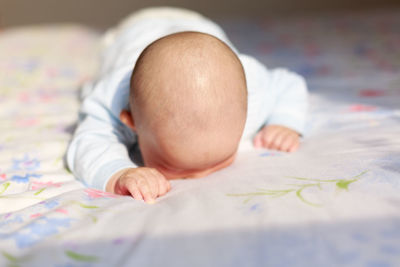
[121,31,247,179]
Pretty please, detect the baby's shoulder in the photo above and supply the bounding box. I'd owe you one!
[238,54,271,92]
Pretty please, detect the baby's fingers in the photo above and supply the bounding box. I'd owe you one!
[269,131,288,150]
[282,133,300,152]
[280,134,293,152]
[145,172,160,200]
[261,128,281,149]
[136,178,155,203]
[158,176,171,197]
[289,139,300,152]
[123,179,143,201]
[149,169,170,197]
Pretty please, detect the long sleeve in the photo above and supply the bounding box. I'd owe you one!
[241,55,309,141]
[264,68,308,135]
[66,66,138,191]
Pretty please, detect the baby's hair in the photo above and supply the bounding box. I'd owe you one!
[129,31,247,148]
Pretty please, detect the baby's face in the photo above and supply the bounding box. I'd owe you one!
[140,139,236,180]
[137,131,237,180]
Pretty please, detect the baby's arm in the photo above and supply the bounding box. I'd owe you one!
[256,68,308,152]
[68,114,170,202]
[67,68,170,202]
[67,109,135,190]
[241,54,308,152]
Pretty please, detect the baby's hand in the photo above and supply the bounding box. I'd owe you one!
[253,125,300,152]
[107,167,171,203]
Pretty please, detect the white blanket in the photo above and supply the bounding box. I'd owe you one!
[1,10,400,267]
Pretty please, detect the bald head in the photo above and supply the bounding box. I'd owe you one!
[129,31,247,170]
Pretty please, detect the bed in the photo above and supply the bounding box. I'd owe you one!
[1,9,400,267]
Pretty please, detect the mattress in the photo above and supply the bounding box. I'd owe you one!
[1,9,400,267]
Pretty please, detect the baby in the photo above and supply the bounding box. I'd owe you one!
[67,7,308,203]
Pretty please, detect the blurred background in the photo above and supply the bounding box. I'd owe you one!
[1,0,400,29]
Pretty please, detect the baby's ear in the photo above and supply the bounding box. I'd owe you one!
[120,110,136,131]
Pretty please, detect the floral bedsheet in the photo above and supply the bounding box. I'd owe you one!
[1,10,400,267]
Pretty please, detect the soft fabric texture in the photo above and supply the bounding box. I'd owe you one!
[0,8,399,267]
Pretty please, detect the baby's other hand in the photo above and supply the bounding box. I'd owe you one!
[106,167,171,203]
[253,125,300,152]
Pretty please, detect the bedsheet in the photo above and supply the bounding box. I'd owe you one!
[1,10,400,267]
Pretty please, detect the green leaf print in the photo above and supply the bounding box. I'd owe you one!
[0,182,10,195]
[65,250,98,262]
[227,170,368,207]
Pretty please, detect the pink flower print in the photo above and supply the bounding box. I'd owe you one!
[84,188,118,199]
[30,213,42,219]
[30,181,63,190]
[46,68,58,78]
[0,173,6,180]
[359,89,385,97]
[257,42,274,54]
[16,118,39,127]
[38,90,55,103]
[348,104,377,112]
[19,92,31,103]
[55,208,68,215]
[304,43,320,57]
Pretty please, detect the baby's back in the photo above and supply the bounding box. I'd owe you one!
[99,7,236,76]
